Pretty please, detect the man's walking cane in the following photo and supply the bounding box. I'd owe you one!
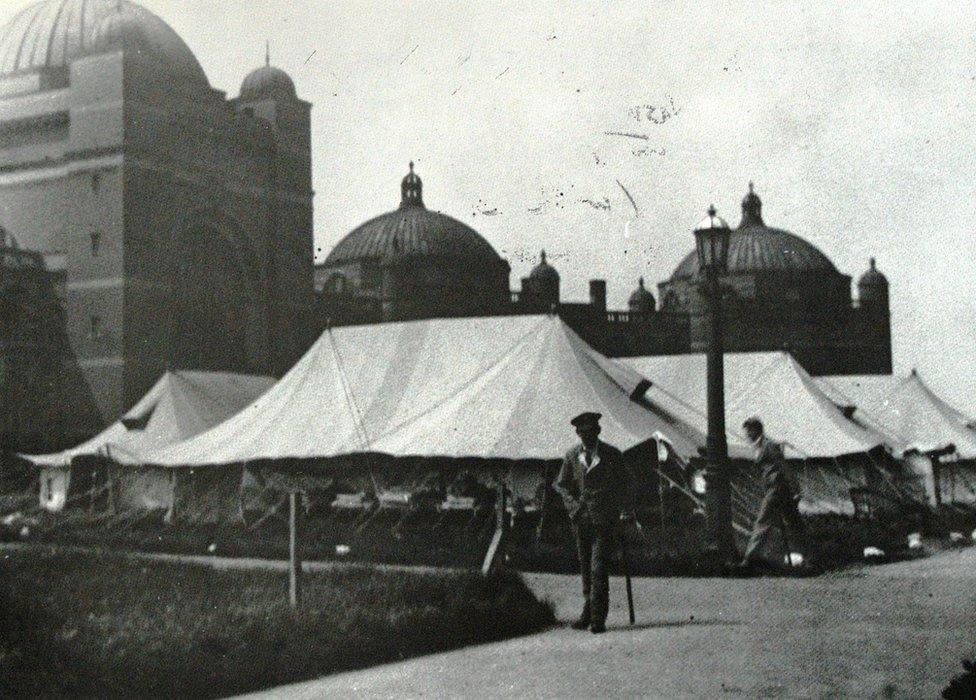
[619,520,636,625]
[779,511,795,571]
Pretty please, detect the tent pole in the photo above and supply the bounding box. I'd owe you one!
[289,491,302,609]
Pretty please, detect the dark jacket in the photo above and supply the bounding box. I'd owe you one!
[553,440,633,527]
[755,436,801,496]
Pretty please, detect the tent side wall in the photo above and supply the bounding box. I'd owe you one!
[169,466,246,524]
[111,466,176,515]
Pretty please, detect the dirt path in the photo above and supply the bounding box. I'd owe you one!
[240,547,976,699]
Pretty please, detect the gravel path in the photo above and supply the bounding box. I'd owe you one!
[241,547,976,699]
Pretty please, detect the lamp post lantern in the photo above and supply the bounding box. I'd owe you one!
[693,205,735,562]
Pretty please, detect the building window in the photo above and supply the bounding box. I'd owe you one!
[90,232,101,257]
[90,315,102,338]
[91,172,101,194]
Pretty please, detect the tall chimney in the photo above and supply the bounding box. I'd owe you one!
[589,279,607,313]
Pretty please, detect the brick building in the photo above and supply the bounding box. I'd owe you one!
[0,0,314,444]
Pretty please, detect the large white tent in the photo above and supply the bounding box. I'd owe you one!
[137,315,708,467]
[26,371,274,511]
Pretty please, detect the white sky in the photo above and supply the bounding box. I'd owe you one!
[2,1,975,414]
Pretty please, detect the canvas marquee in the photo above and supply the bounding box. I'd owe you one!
[819,371,976,506]
[622,352,887,459]
[818,371,976,459]
[137,315,709,467]
[620,352,896,515]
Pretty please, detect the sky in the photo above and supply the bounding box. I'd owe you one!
[2,1,974,414]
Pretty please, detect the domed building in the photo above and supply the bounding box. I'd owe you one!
[656,184,891,375]
[517,250,560,312]
[317,164,511,323]
[0,0,313,446]
[628,278,656,315]
[857,257,889,307]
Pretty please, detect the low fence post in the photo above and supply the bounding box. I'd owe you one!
[481,482,508,575]
[289,491,302,609]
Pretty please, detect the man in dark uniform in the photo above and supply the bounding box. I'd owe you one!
[553,412,634,633]
[738,417,814,571]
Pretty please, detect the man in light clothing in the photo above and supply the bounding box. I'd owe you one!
[554,412,635,633]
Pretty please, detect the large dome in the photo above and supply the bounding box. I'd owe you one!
[0,0,208,88]
[670,184,837,280]
[324,164,507,269]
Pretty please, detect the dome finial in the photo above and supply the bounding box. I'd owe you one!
[540,249,547,264]
[265,40,270,66]
[870,256,876,270]
[740,181,763,227]
[400,162,424,208]
[638,276,645,288]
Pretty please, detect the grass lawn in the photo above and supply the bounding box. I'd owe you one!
[22,508,927,576]
[0,548,555,698]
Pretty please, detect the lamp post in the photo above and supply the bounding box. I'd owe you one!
[693,205,735,562]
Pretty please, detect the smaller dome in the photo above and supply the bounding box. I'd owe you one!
[695,205,730,232]
[858,258,888,287]
[240,45,296,100]
[529,250,559,282]
[628,277,656,313]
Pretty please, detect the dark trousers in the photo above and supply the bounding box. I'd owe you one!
[573,517,615,624]
[742,486,811,564]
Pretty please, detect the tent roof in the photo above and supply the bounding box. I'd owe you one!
[818,371,976,458]
[25,371,275,466]
[139,315,709,466]
[622,352,886,459]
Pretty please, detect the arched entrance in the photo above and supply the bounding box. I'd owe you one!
[170,214,259,373]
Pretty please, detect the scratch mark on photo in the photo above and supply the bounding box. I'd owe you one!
[616,179,640,216]
[400,45,419,65]
[303,50,316,66]
[605,131,649,141]
[581,197,611,211]
[496,66,510,79]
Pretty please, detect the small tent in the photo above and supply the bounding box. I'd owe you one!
[26,371,274,512]
[818,371,976,459]
[621,352,893,514]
